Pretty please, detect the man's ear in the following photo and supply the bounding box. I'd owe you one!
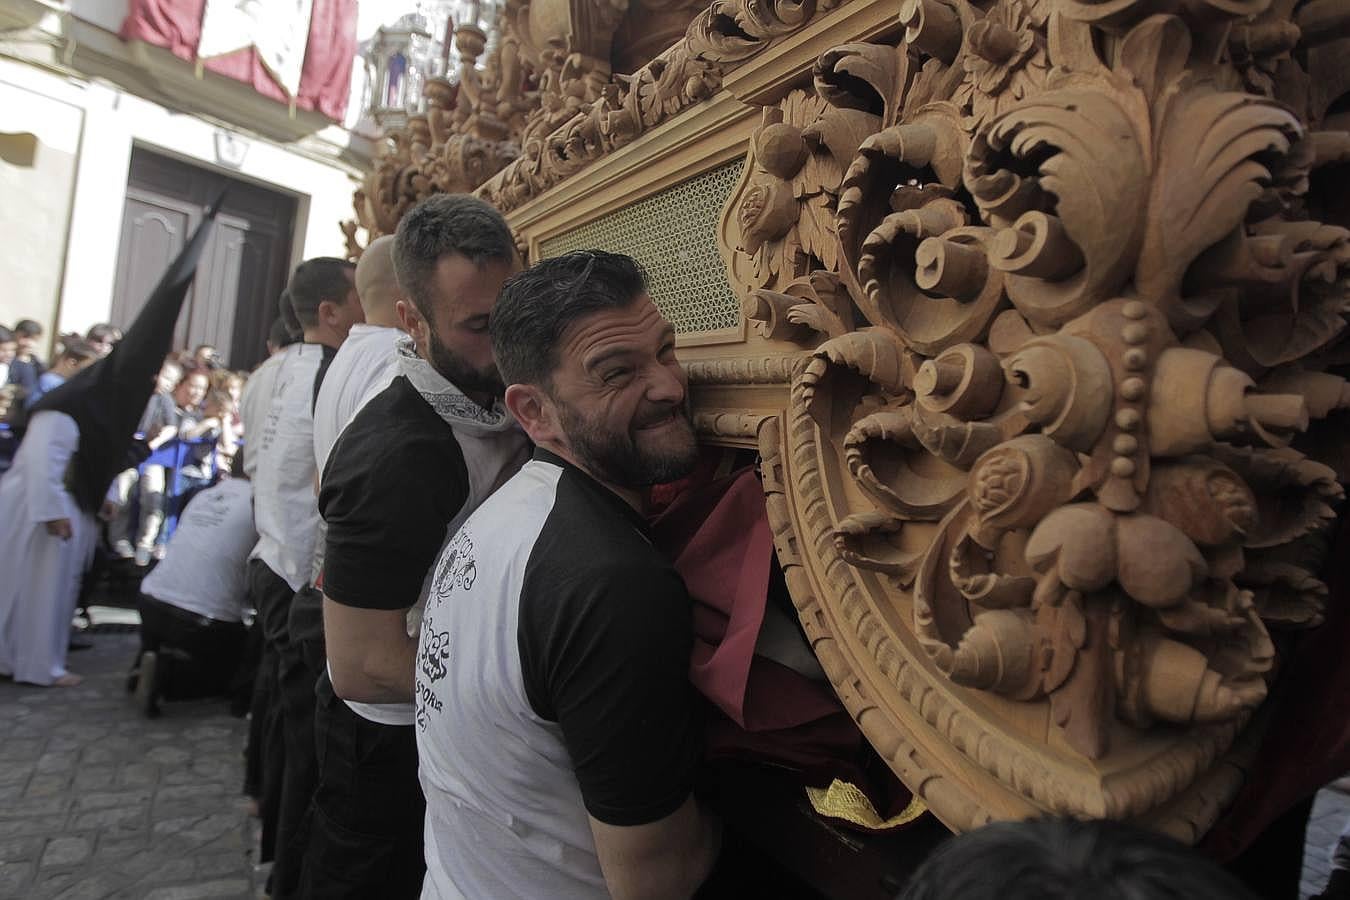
[505,383,559,446]
[396,300,427,346]
[318,299,338,328]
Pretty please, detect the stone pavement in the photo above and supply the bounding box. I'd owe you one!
[0,619,259,900]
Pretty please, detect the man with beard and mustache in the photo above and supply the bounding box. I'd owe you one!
[414,250,720,900]
[305,194,530,898]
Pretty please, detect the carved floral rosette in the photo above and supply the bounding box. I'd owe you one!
[722,0,1350,838]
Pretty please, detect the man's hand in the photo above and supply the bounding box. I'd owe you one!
[323,596,418,704]
[44,518,72,540]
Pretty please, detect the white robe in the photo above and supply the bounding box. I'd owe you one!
[0,411,97,685]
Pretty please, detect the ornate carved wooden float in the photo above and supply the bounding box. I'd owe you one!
[346,0,1350,843]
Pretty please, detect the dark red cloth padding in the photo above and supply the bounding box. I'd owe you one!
[119,0,358,121]
[654,467,840,731]
[652,466,920,828]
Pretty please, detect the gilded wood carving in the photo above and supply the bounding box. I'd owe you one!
[344,0,843,253]
[348,0,1350,843]
[722,0,1350,838]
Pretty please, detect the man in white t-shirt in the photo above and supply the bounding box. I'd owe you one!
[246,259,362,898]
[279,234,408,892]
[132,459,256,717]
[312,234,405,473]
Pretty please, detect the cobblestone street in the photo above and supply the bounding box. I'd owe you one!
[0,617,1346,899]
[0,618,258,900]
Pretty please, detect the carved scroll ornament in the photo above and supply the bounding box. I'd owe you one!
[725,0,1350,838]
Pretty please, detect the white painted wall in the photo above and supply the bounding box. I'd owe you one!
[0,75,82,338]
[0,59,361,336]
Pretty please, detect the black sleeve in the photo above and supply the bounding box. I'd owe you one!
[319,421,468,610]
[519,561,703,827]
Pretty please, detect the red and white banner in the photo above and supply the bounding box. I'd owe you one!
[120,0,358,121]
[197,0,315,100]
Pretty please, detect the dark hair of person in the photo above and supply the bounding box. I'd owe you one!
[897,818,1259,900]
[267,316,297,351]
[59,339,99,364]
[86,323,120,343]
[393,193,516,321]
[0,325,13,344]
[13,319,42,338]
[490,250,649,389]
[288,258,355,330]
[276,289,300,339]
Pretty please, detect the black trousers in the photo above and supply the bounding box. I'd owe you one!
[301,671,426,899]
[272,585,325,900]
[244,558,295,868]
[136,594,248,700]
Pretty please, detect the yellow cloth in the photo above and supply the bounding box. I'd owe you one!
[805,778,928,831]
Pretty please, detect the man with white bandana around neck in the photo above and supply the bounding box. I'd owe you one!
[303,194,530,897]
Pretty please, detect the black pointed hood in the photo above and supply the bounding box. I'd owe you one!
[32,195,223,512]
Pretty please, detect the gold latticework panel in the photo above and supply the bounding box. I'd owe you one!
[538,160,745,335]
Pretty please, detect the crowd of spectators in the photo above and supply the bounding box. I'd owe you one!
[1,320,247,541]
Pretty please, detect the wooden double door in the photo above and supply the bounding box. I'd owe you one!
[111,147,297,371]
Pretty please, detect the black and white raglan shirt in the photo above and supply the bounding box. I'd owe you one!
[415,448,704,900]
[319,370,530,726]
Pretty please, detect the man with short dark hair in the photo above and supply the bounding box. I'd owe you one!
[304,195,530,897]
[245,258,360,895]
[415,249,719,899]
[898,818,1258,900]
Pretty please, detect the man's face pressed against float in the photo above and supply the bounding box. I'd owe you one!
[545,296,698,488]
[408,252,513,397]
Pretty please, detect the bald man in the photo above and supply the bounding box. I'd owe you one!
[312,236,407,470]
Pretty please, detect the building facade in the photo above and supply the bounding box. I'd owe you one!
[0,0,385,368]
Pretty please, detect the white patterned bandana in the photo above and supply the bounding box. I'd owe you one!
[396,335,511,433]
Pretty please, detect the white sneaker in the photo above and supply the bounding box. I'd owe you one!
[112,540,134,559]
[133,546,151,567]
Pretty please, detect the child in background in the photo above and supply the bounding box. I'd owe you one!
[6,319,45,395]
